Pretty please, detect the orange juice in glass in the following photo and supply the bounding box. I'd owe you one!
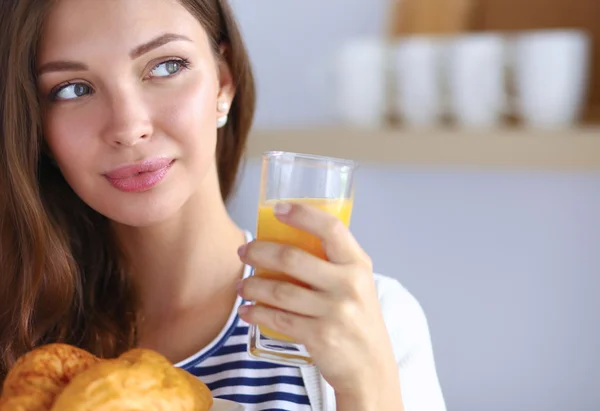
[248,151,357,366]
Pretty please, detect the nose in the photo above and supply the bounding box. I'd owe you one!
[101,87,154,147]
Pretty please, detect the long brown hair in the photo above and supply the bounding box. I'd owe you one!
[0,0,255,380]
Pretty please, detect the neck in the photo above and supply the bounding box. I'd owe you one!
[113,169,247,319]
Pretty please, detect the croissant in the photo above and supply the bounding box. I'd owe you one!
[1,343,100,411]
[0,344,213,411]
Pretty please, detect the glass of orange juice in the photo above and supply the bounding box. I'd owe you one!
[248,151,357,366]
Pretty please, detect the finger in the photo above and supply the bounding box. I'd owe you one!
[238,276,330,317]
[238,303,314,343]
[273,202,369,266]
[239,240,341,291]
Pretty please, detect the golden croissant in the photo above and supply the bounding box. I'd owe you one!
[0,343,213,411]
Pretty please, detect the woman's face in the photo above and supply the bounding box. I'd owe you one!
[37,0,233,226]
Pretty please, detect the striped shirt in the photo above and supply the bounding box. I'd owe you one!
[175,243,311,410]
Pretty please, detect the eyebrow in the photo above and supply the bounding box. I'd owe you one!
[129,33,192,59]
[38,61,88,75]
[38,33,192,76]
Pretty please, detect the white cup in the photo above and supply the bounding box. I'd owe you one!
[447,33,508,128]
[512,30,591,129]
[334,38,389,128]
[391,36,447,127]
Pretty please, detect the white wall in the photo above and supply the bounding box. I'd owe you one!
[229,2,600,410]
[230,0,389,127]
[229,161,600,411]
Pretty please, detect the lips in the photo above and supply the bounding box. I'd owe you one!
[104,158,174,193]
[105,158,174,179]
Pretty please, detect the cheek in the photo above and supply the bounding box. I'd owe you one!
[43,107,102,172]
[42,105,109,212]
[157,75,218,164]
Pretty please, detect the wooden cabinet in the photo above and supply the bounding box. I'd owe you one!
[472,0,600,121]
[388,0,600,122]
[247,127,600,171]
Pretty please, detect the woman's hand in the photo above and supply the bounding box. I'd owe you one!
[237,202,404,411]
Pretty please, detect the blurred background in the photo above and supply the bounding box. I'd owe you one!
[226,1,600,410]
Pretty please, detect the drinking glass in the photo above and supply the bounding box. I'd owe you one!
[248,151,357,366]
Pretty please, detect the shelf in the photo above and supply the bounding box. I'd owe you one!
[246,127,600,171]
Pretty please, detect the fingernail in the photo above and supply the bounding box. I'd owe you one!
[237,244,247,257]
[274,202,292,216]
[238,305,250,315]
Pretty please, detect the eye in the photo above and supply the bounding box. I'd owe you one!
[51,82,92,101]
[150,59,189,78]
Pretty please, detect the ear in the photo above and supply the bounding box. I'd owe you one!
[216,43,235,113]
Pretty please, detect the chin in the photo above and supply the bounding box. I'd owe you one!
[66,158,216,228]
[76,182,190,228]
[110,191,191,227]
[105,203,184,228]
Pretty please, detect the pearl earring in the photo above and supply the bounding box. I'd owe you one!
[217,100,230,128]
[217,101,230,113]
[217,115,228,128]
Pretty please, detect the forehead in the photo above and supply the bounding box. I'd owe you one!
[39,0,208,61]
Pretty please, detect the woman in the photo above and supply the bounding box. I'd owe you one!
[0,0,446,410]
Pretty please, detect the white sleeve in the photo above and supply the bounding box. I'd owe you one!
[375,274,447,411]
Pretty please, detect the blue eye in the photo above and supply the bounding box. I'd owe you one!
[51,83,92,101]
[150,59,189,78]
